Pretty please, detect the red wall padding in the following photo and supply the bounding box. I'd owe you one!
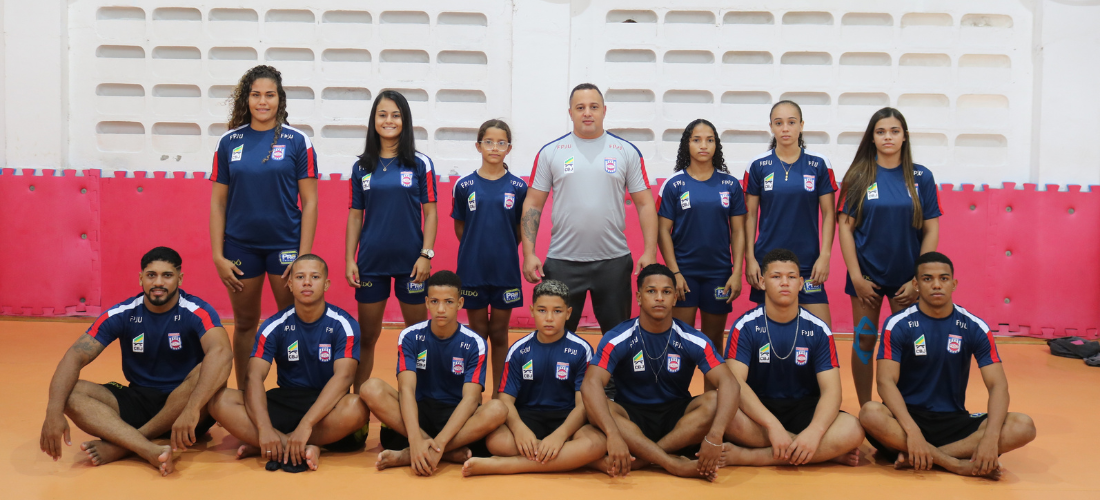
[2,169,1098,339]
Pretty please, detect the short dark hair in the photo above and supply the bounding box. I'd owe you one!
[141,246,182,270]
[569,83,603,103]
[533,279,569,304]
[915,251,954,276]
[760,248,800,274]
[290,254,328,275]
[426,270,462,291]
[636,263,675,289]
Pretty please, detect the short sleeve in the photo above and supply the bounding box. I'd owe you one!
[813,331,839,372]
[624,147,650,193]
[593,337,624,373]
[295,135,318,180]
[839,185,855,216]
[530,147,553,192]
[970,322,1001,367]
[918,169,942,219]
[418,155,439,204]
[728,179,748,217]
[573,356,588,392]
[349,162,365,210]
[212,141,230,185]
[816,157,838,196]
[86,312,124,347]
[464,344,487,386]
[333,315,359,361]
[397,333,417,374]
[500,352,523,396]
[253,322,279,362]
[514,180,528,210]
[657,180,678,220]
[186,303,221,338]
[688,336,723,374]
[451,182,468,221]
[744,163,762,196]
[879,324,905,362]
[729,327,750,364]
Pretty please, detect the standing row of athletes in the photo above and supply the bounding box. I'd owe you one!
[40,64,1036,478]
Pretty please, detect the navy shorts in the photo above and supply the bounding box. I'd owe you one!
[354,275,426,304]
[844,274,902,300]
[675,274,733,315]
[223,241,298,279]
[750,270,829,305]
[103,382,216,440]
[461,285,524,310]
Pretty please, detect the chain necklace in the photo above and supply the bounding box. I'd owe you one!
[763,306,800,360]
[638,321,673,383]
[778,158,794,182]
[380,157,397,172]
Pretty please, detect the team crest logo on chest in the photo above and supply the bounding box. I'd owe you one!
[667,353,681,373]
[763,173,774,192]
[400,171,413,188]
[504,192,515,209]
[452,357,465,375]
[467,192,477,211]
[362,173,372,190]
[867,183,879,200]
[795,347,809,366]
[288,341,299,361]
[759,343,771,363]
[604,158,617,173]
[556,361,570,380]
[947,334,962,354]
[632,351,645,372]
[680,192,691,209]
[132,333,145,353]
[231,145,243,162]
[563,156,575,174]
[168,333,182,351]
[522,360,534,380]
[914,335,927,356]
[319,344,332,362]
[804,175,815,192]
[271,145,286,161]
[719,191,730,208]
[416,350,427,369]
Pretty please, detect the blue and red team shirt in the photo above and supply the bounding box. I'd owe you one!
[397,321,487,405]
[349,153,438,276]
[743,149,837,276]
[252,304,360,391]
[212,124,318,251]
[880,304,999,414]
[451,171,528,287]
[727,306,839,400]
[839,164,943,287]
[594,318,724,406]
[657,170,748,279]
[87,290,220,393]
[499,332,592,412]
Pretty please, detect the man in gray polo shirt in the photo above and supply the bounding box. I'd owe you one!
[520,83,658,334]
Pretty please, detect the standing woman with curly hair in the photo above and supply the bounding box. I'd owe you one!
[346,90,438,387]
[837,107,941,407]
[210,65,319,389]
[743,101,838,327]
[657,119,747,371]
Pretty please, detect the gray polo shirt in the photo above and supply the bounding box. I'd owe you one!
[530,131,650,262]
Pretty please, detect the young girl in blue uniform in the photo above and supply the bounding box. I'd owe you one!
[743,101,837,329]
[210,65,319,389]
[657,118,746,375]
[451,119,528,393]
[837,107,941,406]
[346,90,439,386]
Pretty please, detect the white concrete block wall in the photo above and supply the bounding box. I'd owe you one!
[0,1,1098,187]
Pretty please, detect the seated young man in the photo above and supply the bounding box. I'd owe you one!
[361,270,507,476]
[581,264,739,482]
[860,252,1036,480]
[209,255,368,472]
[721,249,864,467]
[39,246,232,476]
[462,280,607,476]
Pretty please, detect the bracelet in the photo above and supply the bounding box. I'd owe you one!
[703,435,721,447]
[673,271,683,275]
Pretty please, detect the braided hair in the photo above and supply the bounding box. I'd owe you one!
[673,119,728,173]
[227,65,289,163]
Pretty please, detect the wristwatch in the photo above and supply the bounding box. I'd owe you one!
[420,249,434,260]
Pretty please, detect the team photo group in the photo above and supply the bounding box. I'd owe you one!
[38,65,1036,482]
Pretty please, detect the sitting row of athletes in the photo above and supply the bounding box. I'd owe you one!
[40,247,1035,480]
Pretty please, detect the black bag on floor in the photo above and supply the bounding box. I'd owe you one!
[1047,337,1100,359]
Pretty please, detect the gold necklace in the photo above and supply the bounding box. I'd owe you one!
[779,159,794,181]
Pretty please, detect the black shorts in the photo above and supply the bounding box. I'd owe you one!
[378,398,492,457]
[265,387,365,452]
[760,397,820,435]
[618,397,695,444]
[907,407,988,447]
[543,254,633,333]
[103,382,216,440]
[517,409,572,440]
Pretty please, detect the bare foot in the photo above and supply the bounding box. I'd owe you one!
[442,447,472,463]
[717,442,735,468]
[144,445,174,477]
[830,448,861,467]
[954,460,1003,481]
[462,457,488,477]
[236,444,260,460]
[894,452,912,470]
[376,448,411,471]
[667,456,716,482]
[81,440,130,466]
[305,445,321,471]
